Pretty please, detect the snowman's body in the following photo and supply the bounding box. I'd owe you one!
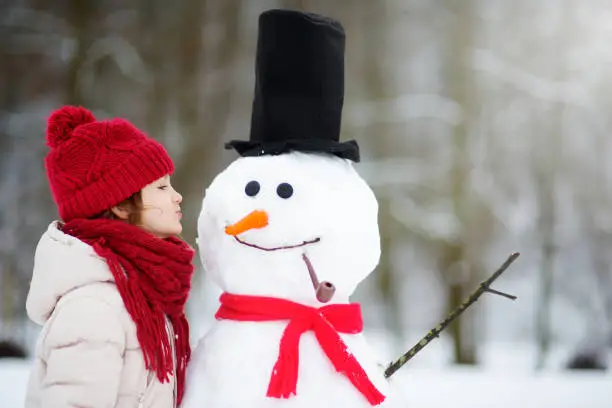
[182,153,403,408]
[184,321,395,408]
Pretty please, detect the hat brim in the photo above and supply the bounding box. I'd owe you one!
[225,139,360,162]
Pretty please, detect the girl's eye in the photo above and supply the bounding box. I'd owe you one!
[158,185,169,190]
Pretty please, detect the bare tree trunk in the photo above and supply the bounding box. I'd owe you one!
[0,2,61,328]
[534,3,570,370]
[139,0,172,138]
[534,160,557,369]
[1,259,17,328]
[357,2,403,340]
[175,0,205,143]
[65,0,95,105]
[589,228,612,340]
[0,29,16,168]
[443,0,477,365]
[172,0,242,244]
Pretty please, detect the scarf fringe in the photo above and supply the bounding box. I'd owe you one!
[63,219,194,405]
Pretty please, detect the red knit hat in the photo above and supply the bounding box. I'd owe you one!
[44,106,174,222]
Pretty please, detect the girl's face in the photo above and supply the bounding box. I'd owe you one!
[139,175,183,238]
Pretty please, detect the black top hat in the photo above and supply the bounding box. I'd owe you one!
[225,9,360,162]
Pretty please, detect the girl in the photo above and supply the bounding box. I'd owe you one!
[25,106,195,408]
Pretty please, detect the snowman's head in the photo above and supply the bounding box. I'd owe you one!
[196,151,380,305]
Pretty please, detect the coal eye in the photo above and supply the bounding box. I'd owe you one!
[245,181,260,197]
[276,182,293,199]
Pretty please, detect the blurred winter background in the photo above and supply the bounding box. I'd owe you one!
[1,0,612,406]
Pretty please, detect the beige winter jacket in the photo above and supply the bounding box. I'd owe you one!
[25,221,177,408]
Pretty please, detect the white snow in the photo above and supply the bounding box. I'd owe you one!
[0,359,30,407]
[2,342,610,408]
[395,367,611,408]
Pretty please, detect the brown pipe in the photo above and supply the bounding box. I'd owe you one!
[302,253,336,303]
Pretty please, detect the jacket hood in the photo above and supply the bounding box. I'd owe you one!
[26,221,114,325]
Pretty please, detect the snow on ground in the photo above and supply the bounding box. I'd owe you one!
[0,359,29,407]
[394,367,611,408]
[2,339,610,407]
[2,358,609,407]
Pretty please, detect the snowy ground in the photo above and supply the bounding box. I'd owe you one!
[394,367,611,408]
[2,339,610,407]
[2,359,609,407]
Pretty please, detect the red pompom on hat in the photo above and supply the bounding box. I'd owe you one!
[44,105,174,221]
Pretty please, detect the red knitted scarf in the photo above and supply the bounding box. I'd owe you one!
[61,218,195,405]
[215,293,386,406]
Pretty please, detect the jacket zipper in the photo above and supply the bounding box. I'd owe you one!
[166,316,178,408]
[137,370,155,408]
[137,317,177,408]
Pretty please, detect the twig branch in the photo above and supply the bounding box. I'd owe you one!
[384,252,521,379]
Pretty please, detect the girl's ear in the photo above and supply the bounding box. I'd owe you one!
[110,205,130,220]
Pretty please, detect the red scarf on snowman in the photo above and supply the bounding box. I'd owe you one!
[215,292,386,405]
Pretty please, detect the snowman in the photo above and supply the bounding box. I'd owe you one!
[183,9,403,408]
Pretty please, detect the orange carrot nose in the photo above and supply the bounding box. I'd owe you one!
[225,210,269,236]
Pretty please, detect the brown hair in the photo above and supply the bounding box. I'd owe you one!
[96,191,143,225]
